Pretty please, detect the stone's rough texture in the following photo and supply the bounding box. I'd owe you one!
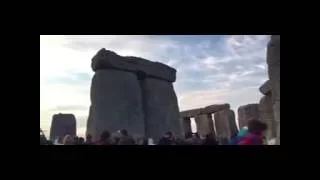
[238,104,260,129]
[203,104,230,114]
[180,108,204,118]
[227,110,238,136]
[181,117,192,134]
[49,113,76,140]
[142,78,181,140]
[90,70,145,141]
[259,80,272,95]
[86,105,94,137]
[259,95,277,140]
[179,104,230,118]
[267,35,280,145]
[91,48,176,82]
[195,114,214,137]
[214,110,236,144]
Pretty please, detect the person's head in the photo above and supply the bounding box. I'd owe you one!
[193,132,200,138]
[164,132,173,138]
[86,134,92,142]
[78,137,85,144]
[100,130,111,141]
[185,132,193,139]
[248,120,268,135]
[63,135,73,145]
[120,129,128,136]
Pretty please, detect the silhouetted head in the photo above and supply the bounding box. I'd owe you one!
[100,130,111,141]
[78,137,85,144]
[193,132,200,138]
[120,129,128,136]
[165,132,173,138]
[248,120,268,135]
[86,134,92,142]
[185,132,193,139]
[63,135,73,145]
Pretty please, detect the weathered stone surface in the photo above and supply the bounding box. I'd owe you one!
[181,117,192,134]
[179,104,230,118]
[267,35,280,145]
[180,108,204,118]
[91,48,176,82]
[214,109,237,144]
[86,105,94,137]
[49,113,76,140]
[259,80,271,95]
[259,95,276,140]
[195,114,214,137]
[142,78,181,141]
[238,104,260,129]
[203,104,230,114]
[90,70,145,141]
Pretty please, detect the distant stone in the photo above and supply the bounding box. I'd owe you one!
[49,113,76,140]
[203,104,230,114]
[180,108,204,118]
[238,104,260,129]
[214,109,237,144]
[259,80,271,95]
[91,48,177,82]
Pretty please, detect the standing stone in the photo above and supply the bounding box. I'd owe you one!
[181,117,192,135]
[194,114,214,137]
[259,95,276,140]
[267,35,280,145]
[214,109,236,144]
[238,104,260,129]
[90,70,145,141]
[49,113,76,140]
[142,77,181,141]
[86,105,94,137]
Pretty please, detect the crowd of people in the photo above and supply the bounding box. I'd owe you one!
[41,120,269,145]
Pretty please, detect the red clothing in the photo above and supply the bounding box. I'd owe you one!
[237,133,264,145]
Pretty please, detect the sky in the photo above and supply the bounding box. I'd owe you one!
[40,35,270,138]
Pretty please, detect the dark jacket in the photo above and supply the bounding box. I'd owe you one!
[118,136,135,145]
[158,137,174,145]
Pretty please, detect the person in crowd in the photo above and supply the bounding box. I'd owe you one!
[191,132,203,145]
[174,135,185,145]
[233,120,268,145]
[63,135,74,145]
[96,130,112,145]
[184,132,193,145]
[203,133,218,145]
[148,138,155,145]
[84,134,94,145]
[158,132,174,145]
[78,137,85,145]
[118,129,135,145]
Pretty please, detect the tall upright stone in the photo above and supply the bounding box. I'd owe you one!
[259,95,276,140]
[194,114,214,137]
[214,109,237,144]
[142,77,181,140]
[267,35,280,145]
[181,117,192,134]
[238,104,260,129]
[88,48,181,141]
[50,113,76,140]
[90,70,145,141]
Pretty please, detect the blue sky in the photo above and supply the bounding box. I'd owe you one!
[40,35,270,137]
